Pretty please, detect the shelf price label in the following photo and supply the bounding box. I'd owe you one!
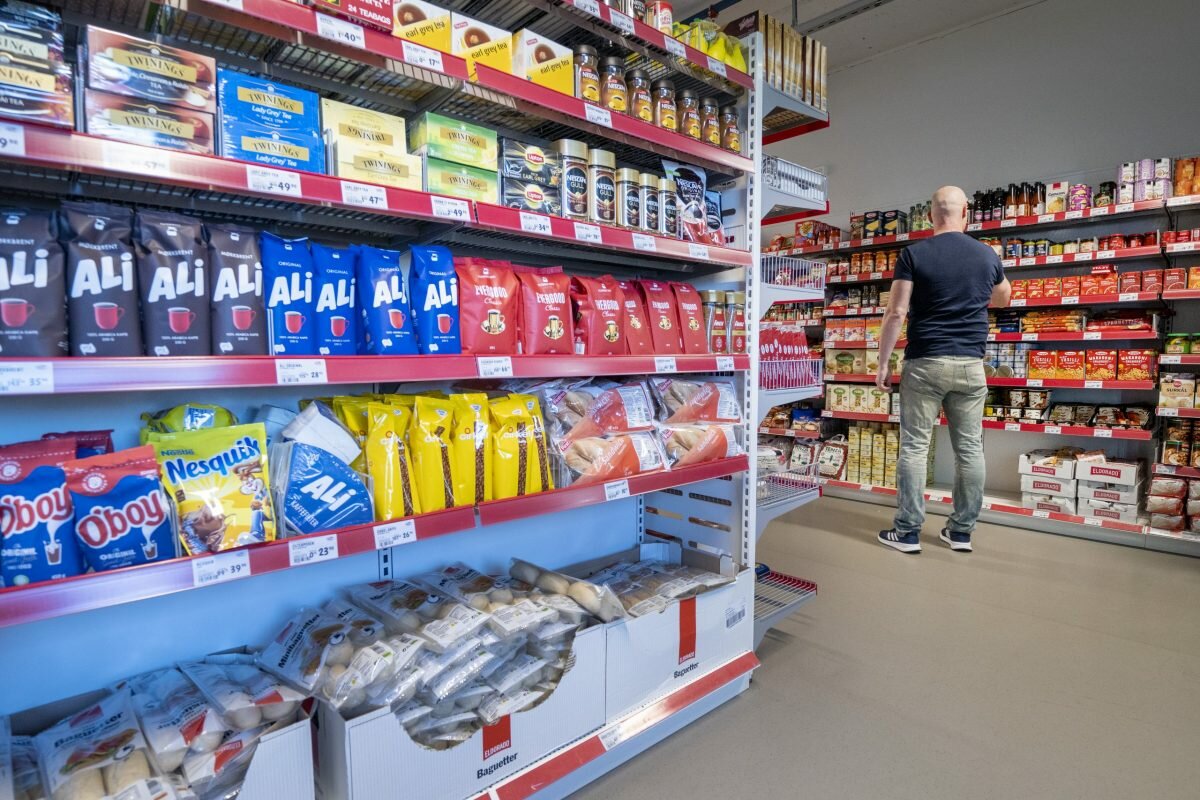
[519,212,553,236]
[599,724,626,751]
[192,550,250,588]
[1173,242,1198,253]
[895,233,909,242]
[632,233,657,252]
[860,237,873,245]
[1115,202,1135,213]
[1159,407,1179,417]
[966,223,982,231]
[654,356,677,373]
[1093,428,1113,438]
[604,479,631,501]
[1025,379,1043,387]
[402,40,444,72]
[477,355,514,378]
[664,37,687,58]
[431,196,470,222]
[289,533,339,567]
[1000,218,1017,228]
[1118,292,1138,302]
[584,103,613,128]
[1098,250,1116,260]
[1082,331,1101,340]
[0,122,26,157]
[1064,210,1084,219]
[688,242,710,260]
[1162,355,1182,364]
[574,222,602,243]
[1083,517,1103,527]
[1032,509,1051,518]
[208,0,244,8]
[102,141,170,177]
[608,9,635,34]
[1062,296,1078,305]
[1004,423,1021,432]
[820,410,833,418]
[1037,214,1056,223]
[1090,206,1110,216]
[1019,257,1036,266]
[315,13,365,49]
[1084,380,1103,388]
[574,0,601,15]
[275,358,328,385]
[340,181,388,210]
[0,362,53,395]
[246,165,302,197]
[1075,252,1093,261]
[706,56,728,77]
[1021,333,1038,341]
[1046,255,1063,264]
[1044,425,1062,434]
[716,355,736,372]
[374,519,417,549]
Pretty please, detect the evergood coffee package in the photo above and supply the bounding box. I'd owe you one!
[570,274,623,355]
[312,242,357,355]
[63,445,175,572]
[408,245,459,354]
[207,223,266,355]
[357,244,417,355]
[516,266,572,354]
[456,258,518,354]
[61,201,141,356]
[672,281,708,353]
[0,437,81,587]
[0,208,66,356]
[136,210,211,356]
[637,279,682,354]
[261,232,317,355]
[615,278,653,355]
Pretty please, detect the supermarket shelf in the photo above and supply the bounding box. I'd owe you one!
[1009,291,1161,308]
[761,283,826,306]
[761,83,830,145]
[1167,195,1200,210]
[825,374,1155,390]
[753,571,817,648]
[820,306,884,317]
[822,373,898,384]
[0,354,749,396]
[758,384,824,406]
[1161,290,1200,301]
[820,410,898,423]
[1155,407,1200,419]
[822,340,905,350]
[1159,355,1200,366]
[988,330,1160,342]
[1144,528,1200,558]
[762,201,830,226]
[966,200,1166,233]
[758,427,821,438]
[1165,242,1200,256]
[1002,245,1162,270]
[0,457,747,629]
[1153,463,1200,478]
[756,478,821,540]
[818,410,1151,439]
[826,271,894,285]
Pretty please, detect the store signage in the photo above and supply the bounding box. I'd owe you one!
[687,243,709,260]
[574,0,601,16]
[519,211,553,236]
[0,362,53,395]
[573,222,602,243]
[654,356,677,373]
[246,165,302,197]
[374,519,416,549]
[632,233,657,252]
[706,57,727,77]
[716,356,735,371]
[477,355,514,378]
[609,10,635,35]
[402,40,443,73]
[431,196,470,221]
[289,533,339,566]
[665,38,687,58]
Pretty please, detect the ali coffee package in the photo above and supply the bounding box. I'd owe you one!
[273,441,373,536]
[261,232,316,355]
[357,244,417,355]
[136,210,211,355]
[408,244,459,354]
[312,242,357,355]
[0,436,82,587]
[61,201,142,356]
[456,258,518,354]
[0,208,66,356]
[516,266,572,354]
[207,223,266,355]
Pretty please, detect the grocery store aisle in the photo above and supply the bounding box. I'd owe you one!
[570,496,1200,800]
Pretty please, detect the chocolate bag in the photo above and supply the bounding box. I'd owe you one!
[261,232,317,355]
[490,393,552,500]
[0,437,81,587]
[43,429,114,457]
[411,396,456,512]
[0,208,66,356]
[409,245,459,355]
[671,281,708,353]
[615,278,653,355]
[357,244,417,355]
[457,258,518,354]
[312,242,357,356]
[207,223,267,355]
[449,392,491,505]
[136,211,210,356]
[62,201,142,356]
[63,445,175,572]
[570,274,623,355]
[637,279,682,353]
[516,267,573,355]
[365,401,420,520]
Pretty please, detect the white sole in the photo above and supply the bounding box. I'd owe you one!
[940,530,973,551]
[878,536,921,553]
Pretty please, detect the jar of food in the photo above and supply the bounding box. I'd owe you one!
[1034,238,1051,256]
[647,1,672,34]
[555,139,589,221]
[575,45,600,104]
[1128,233,1143,248]
[725,291,746,354]
[600,56,627,114]
[640,172,659,231]
[678,89,701,139]
[702,289,727,353]
[720,105,741,152]
[1079,237,1098,253]
[627,68,652,122]
[700,96,720,146]
[1049,243,1064,256]
[1063,239,1079,254]
[1021,240,1036,258]
[652,78,677,131]
[588,148,616,225]
[1004,240,1022,259]
[1166,333,1191,354]
[628,0,647,19]
[617,168,641,228]
[1094,181,1116,207]
[660,177,678,237]
[1144,230,1159,246]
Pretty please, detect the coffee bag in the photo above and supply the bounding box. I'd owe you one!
[136,210,211,355]
[61,202,141,356]
[570,274,623,356]
[516,267,573,355]
[671,281,708,353]
[0,208,66,356]
[356,244,416,355]
[615,278,653,355]
[261,232,317,355]
[457,258,518,354]
[312,242,357,355]
[637,279,682,354]
[207,223,266,355]
[408,245,459,354]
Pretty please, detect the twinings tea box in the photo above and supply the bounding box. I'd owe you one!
[218,68,320,133]
[423,155,497,203]
[0,2,73,127]
[221,118,325,173]
[502,177,562,216]
[500,137,561,188]
[392,0,450,51]
[321,98,406,167]
[512,29,571,96]
[450,13,511,81]
[84,26,215,113]
[410,111,497,169]
[338,149,422,190]
[84,89,214,154]
[312,0,392,32]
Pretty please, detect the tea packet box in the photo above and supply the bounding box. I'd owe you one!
[0,2,73,128]
[500,137,561,188]
[512,29,572,95]
[218,69,321,133]
[392,0,451,51]
[336,148,422,189]
[321,98,417,186]
[82,26,215,113]
[450,13,512,81]
[410,111,497,169]
[84,88,215,154]
[221,119,325,173]
[423,155,498,203]
[312,0,392,32]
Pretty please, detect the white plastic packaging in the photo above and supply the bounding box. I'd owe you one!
[509,558,625,622]
[257,608,355,693]
[179,657,304,732]
[476,690,543,725]
[485,655,548,697]
[117,668,230,774]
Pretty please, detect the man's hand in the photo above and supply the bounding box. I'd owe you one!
[875,371,891,390]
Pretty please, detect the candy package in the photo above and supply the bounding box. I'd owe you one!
[364,401,420,520]
[357,244,417,355]
[179,655,304,731]
[0,437,81,587]
[490,394,553,500]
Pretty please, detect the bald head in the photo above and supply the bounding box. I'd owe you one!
[931,186,969,231]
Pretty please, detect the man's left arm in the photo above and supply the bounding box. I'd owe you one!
[876,279,912,390]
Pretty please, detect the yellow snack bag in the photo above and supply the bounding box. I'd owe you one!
[139,403,236,444]
[411,396,457,512]
[153,423,274,554]
[449,393,492,505]
[334,396,374,473]
[491,393,553,500]
[365,401,420,520]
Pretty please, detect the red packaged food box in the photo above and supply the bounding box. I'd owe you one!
[1028,350,1057,379]
[312,0,393,31]
[1098,272,1119,294]
[1119,272,1142,293]
[1026,278,1045,298]
[1188,267,1200,290]
[1164,268,1187,291]
[1086,349,1118,381]
[848,318,866,342]
[1061,276,1080,297]
[1011,280,1027,299]
[1141,269,1163,293]
[1080,274,1103,296]
[1043,277,1061,298]
[1118,349,1156,381]
[1056,350,1085,380]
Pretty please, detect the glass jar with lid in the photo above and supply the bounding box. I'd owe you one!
[617,168,641,229]
[555,138,590,221]
[652,78,677,132]
[700,96,720,146]
[660,177,678,237]
[678,89,701,140]
[575,45,600,104]
[720,105,741,152]
[627,69,652,123]
[588,148,617,225]
[600,56,627,114]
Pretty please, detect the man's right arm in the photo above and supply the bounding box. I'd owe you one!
[991,277,1012,308]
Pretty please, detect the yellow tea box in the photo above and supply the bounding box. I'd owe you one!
[512,29,571,96]
[450,13,511,80]
[423,156,498,203]
[410,110,497,169]
[392,0,451,52]
[322,98,406,160]
[337,149,422,190]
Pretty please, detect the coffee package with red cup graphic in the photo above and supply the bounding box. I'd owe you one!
[0,436,82,587]
[456,258,519,354]
[615,278,654,355]
[636,279,682,354]
[136,210,211,355]
[0,208,67,356]
[63,444,176,573]
[570,274,624,355]
[261,232,317,355]
[356,244,417,355]
[43,429,114,457]
[61,201,142,356]
[312,242,357,356]
[207,223,267,355]
[516,266,572,355]
[671,281,708,354]
[408,245,460,355]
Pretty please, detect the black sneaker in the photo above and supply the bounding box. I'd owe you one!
[939,527,973,552]
[878,528,921,553]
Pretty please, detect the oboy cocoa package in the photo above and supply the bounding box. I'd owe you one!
[61,201,142,356]
[207,223,266,355]
[570,274,623,356]
[408,245,459,354]
[261,232,317,355]
[0,208,67,356]
[457,258,518,355]
[516,266,573,354]
[136,210,211,355]
[615,278,653,355]
[356,243,416,355]
[312,242,357,355]
[0,437,82,587]
[636,278,682,354]
[671,281,708,353]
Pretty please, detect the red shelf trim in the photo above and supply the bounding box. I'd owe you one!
[988,330,1159,342]
[820,307,882,317]
[1002,245,1162,269]
[1165,242,1200,256]
[758,427,821,438]
[818,410,1150,439]
[1159,355,1200,366]
[763,202,830,226]
[825,374,1154,390]
[1008,291,1160,308]
[1154,407,1200,419]
[1153,463,1200,478]
[825,271,894,285]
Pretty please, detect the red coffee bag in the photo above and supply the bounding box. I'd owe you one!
[515,266,573,355]
[456,258,519,354]
[615,278,654,355]
[571,275,624,356]
[637,279,682,354]
[671,281,708,354]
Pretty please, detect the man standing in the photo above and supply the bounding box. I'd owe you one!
[875,186,1011,553]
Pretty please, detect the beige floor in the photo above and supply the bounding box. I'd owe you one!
[571,496,1200,800]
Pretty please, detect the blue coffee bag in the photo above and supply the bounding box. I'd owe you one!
[312,242,357,356]
[261,232,317,354]
[355,245,416,355]
[408,245,460,354]
[280,443,373,535]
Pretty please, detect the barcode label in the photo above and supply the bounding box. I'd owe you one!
[584,104,613,128]
[477,356,514,378]
[289,534,339,567]
[725,601,746,628]
[315,13,365,49]
[574,222,602,243]
[192,550,250,588]
[604,480,630,501]
[431,195,470,221]
[246,165,301,197]
[340,181,387,210]
[275,358,328,385]
[519,212,553,235]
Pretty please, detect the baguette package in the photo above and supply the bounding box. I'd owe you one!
[559,432,668,486]
[658,423,743,467]
[651,377,742,423]
[539,379,656,443]
[510,557,625,622]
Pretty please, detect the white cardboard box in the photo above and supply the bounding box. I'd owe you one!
[1077,480,1142,505]
[1075,461,1143,486]
[315,624,605,800]
[1080,498,1142,524]
[1021,492,1078,515]
[1018,452,1076,480]
[1020,474,1077,498]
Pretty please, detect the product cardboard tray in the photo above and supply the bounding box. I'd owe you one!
[1077,479,1142,505]
[1075,460,1143,487]
[1079,498,1142,524]
[1020,492,1078,516]
[1018,452,1076,480]
[1019,474,1077,498]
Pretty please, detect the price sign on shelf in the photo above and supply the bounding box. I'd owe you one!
[246,165,302,197]
[1090,206,1110,216]
[1046,255,1063,264]
[401,40,444,72]
[632,233,657,252]
[1083,331,1101,340]
[477,356,514,378]
[574,0,600,15]
[966,223,982,231]
[192,550,250,588]
[706,56,728,77]
[1064,210,1084,219]
[1084,380,1103,389]
[1084,517,1103,527]
[599,724,625,751]
[716,355,736,372]
[1094,428,1113,438]
[1005,422,1021,432]
[340,181,388,210]
[604,479,631,501]
[1038,214,1056,223]
[584,104,613,128]
[209,0,244,8]
[519,212,553,236]
[654,356,677,373]
[431,196,470,222]
[1115,202,1135,213]
[315,12,365,49]
[608,9,635,34]
[1000,218,1017,228]
[102,142,170,177]
[1098,250,1116,260]
[1019,257,1036,267]
[289,534,339,567]
[275,358,328,385]
[664,37,686,58]
[1159,407,1179,417]
[1021,333,1038,341]
[1118,292,1138,302]
[574,222,602,244]
[1162,355,1182,364]
[1062,296,1079,305]
[374,519,416,549]
[1032,509,1051,518]
[861,237,874,245]
[0,362,53,395]
[1075,252,1093,261]
[0,122,26,157]
[1044,425,1062,434]
[688,242,710,260]
[896,233,909,241]
[869,271,882,280]
[1026,379,1043,387]
[1174,242,1198,253]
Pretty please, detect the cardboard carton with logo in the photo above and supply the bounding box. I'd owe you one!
[82,26,216,113]
[1019,473,1077,498]
[450,13,512,81]
[392,0,451,52]
[511,29,572,95]
[84,89,215,154]
[410,111,498,170]
[1076,459,1143,486]
[1076,479,1142,505]
[423,155,498,202]
[1018,449,1077,480]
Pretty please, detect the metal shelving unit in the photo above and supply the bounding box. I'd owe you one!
[753,571,818,648]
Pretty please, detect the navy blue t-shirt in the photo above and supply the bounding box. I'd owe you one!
[895,232,1005,360]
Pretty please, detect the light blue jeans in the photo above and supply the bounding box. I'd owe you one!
[894,356,987,536]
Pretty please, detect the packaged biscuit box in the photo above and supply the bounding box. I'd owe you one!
[336,149,422,190]
[84,26,216,113]
[500,138,562,187]
[392,0,451,51]
[152,423,275,554]
[220,118,326,174]
[84,89,215,154]
[322,99,406,158]
[423,156,498,202]
[410,111,498,170]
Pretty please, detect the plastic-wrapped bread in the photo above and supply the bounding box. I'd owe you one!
[34,690,153,800]
[510,558,625,622]
[100,749,151,795]
[115,668,230,774]
[179,657,304,732]
[257,608,355,693]
[650,377,742,424]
